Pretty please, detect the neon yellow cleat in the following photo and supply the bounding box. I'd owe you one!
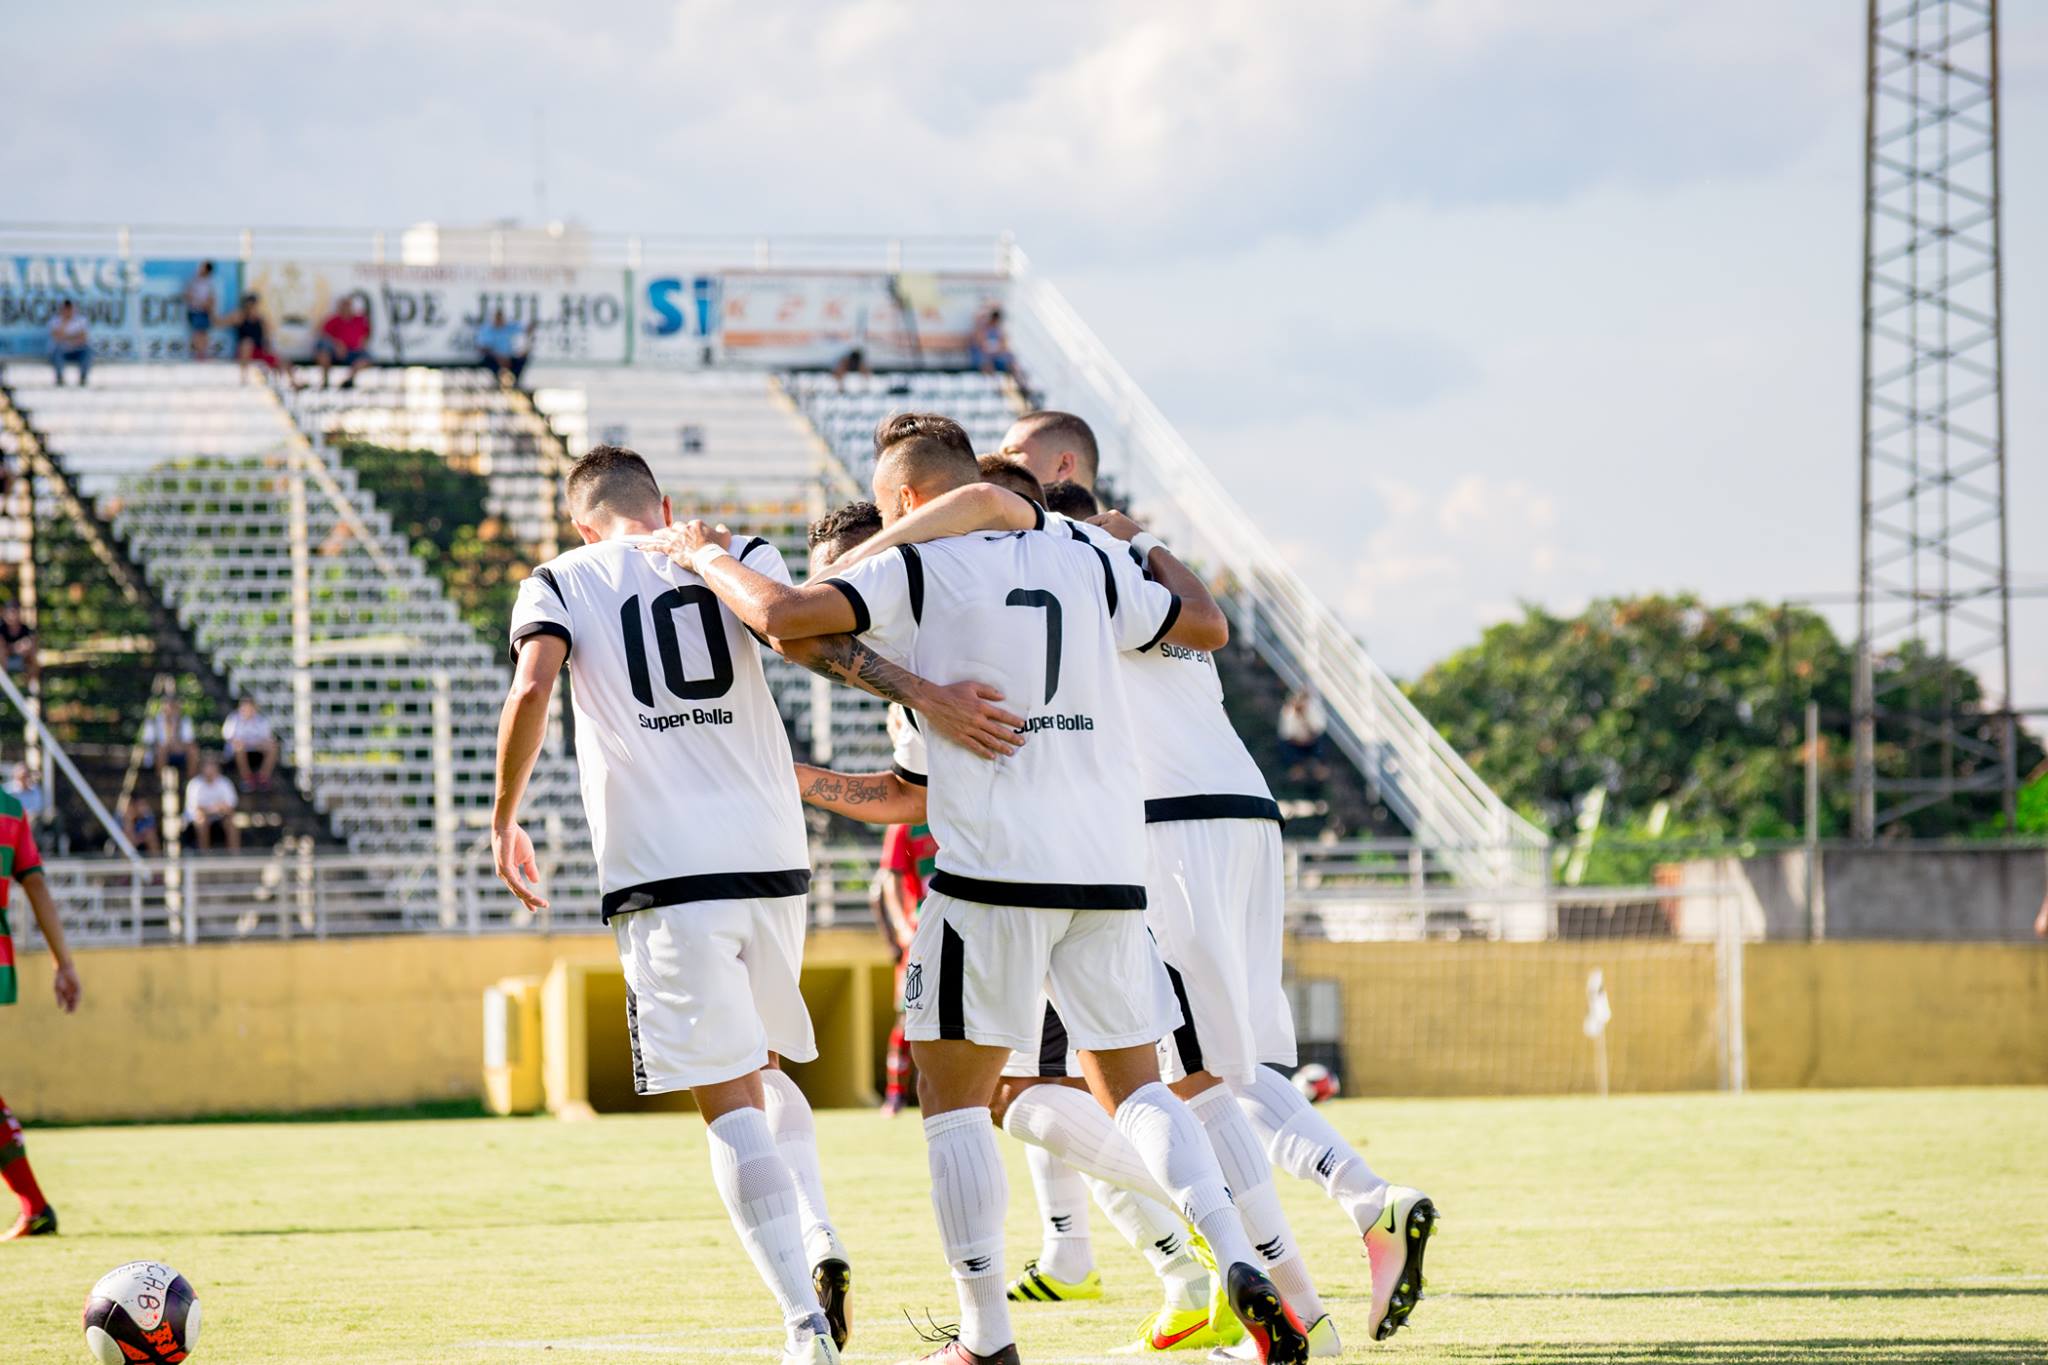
[1006,1259,1103,1303]
[1187,1234,1242,1348]
[1109,1305,1218,1354]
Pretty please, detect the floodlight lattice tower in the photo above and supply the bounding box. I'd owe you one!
[1852,0,2016,837]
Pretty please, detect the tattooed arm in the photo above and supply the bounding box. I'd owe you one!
[775,633,1026,761]
[793,762,927,824]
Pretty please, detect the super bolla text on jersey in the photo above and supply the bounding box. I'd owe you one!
[508,536,809,920]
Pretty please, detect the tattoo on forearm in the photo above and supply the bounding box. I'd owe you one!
[801,770,896,808]
[793,634,920,707]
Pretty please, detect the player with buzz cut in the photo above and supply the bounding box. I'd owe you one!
[494,446,1025,1365]
[836,410,1438,1350]
[653,415,1313,1365]
[1,783,81,1241]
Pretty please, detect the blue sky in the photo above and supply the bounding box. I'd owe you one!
[4,0,2043,703]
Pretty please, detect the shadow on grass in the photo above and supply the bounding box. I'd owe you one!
[1434,1342,2047,1364]
[43,1098,502,1129]
[1454,1288,2048,1301]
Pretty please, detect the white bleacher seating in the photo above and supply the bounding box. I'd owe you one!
[784,371,1024,486]
[3,362,600,921]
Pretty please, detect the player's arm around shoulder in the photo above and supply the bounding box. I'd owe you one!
[818,483,1043,577]
[647,521,859,640]
[1089,510,1230,652]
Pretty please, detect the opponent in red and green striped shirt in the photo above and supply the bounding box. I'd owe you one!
[1,787,80,1241]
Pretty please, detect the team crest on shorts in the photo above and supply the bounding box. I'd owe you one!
[902,961,924,1005]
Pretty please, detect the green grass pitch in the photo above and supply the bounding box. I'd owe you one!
[1,1089,2042,1363]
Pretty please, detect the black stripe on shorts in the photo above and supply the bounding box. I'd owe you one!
[1038,1002,1071,1077]
[940,923,967,1040]
[1165,963,1205,1076]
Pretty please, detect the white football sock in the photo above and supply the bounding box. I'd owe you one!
[1001,1080,1176,1207]
[1086,1175,1208,1312]
[705,1107,829,1345]
[1022,1144,1095,1283]
[1235,1065,1389,1234]
[760,1068,839,1261]
[1189,1082,1325,1324]
[925,1108,1012,1357]
[1114,1081,1258,1273]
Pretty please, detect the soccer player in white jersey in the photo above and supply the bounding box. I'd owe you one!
[1006,414,1438,1345]
[493,447,1023,1365]
[838,413,1438,1348]
[650,420,1314,1365]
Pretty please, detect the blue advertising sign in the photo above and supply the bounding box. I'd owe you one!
[0,256,243,362]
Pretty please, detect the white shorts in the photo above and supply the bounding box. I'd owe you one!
[612,895,817,1094]
[901,892,1180,1056]
[1146,819,1297,1087]
[1000,999,1079,1080]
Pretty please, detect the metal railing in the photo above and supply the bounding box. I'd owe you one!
[1001,251,1546,886]
[0,222,1012,273]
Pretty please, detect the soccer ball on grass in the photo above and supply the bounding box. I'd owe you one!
[83,1261,200,1364]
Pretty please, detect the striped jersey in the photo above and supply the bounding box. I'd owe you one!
[0,789,44,1006]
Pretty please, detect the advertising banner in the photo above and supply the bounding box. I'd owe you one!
[239,261,630,365]
[0,256,243,362]
[634,269,1005,368]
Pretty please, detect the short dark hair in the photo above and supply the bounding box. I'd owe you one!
[807,500,883,558]
[1009,410,1099,486]
[1042,480,1099,519]
[874,411,975,461]
[566,444,662,520]
[977,455,1045,504]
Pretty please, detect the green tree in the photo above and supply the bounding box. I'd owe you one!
[1405,594,2038,842]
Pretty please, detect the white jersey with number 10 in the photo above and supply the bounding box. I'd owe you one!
[508,536,809,921]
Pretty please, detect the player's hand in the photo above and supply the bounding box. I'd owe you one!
[52,962,80,1014]
[1087,510,1144,542]
[680,519,732,557]
[922,679,1027,760]
[493,822,549,912]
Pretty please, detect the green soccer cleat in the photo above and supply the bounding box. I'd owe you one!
[1109,1304,1219,1354]
[1006,1258,1103,1302]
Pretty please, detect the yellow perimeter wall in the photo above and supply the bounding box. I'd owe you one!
[3,935,2042,1120]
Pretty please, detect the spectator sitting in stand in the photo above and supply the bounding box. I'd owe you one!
[120,792,161,857]
[0,601,36,685]
[142,691,199,779]
[4,763,43,821]
[184,262,219,360]
[967,304,1014,377]
[48,300,91,387]
[476,309,531,385]
[228,293,292,385]
[832,345,872,389]
[222,694,277,791]
[313,297,373,390]
[184,758,240,853]
[1279,688,1328,786]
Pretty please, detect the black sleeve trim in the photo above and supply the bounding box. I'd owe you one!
[928,870,1146,911]
[898,544,925,625]
[602,868,811,922]
[510,620,572,662]
[1137,596,1182,653]
[737,536,770,565]
[1028,499,1046,531]
[1144,794,1284,825]
[15,862,43,881]
[1066,520,1087,541]
[824,578,871,634]
[891,762,929,787]
[1088,544,1118,616]
[533,566,566,606]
